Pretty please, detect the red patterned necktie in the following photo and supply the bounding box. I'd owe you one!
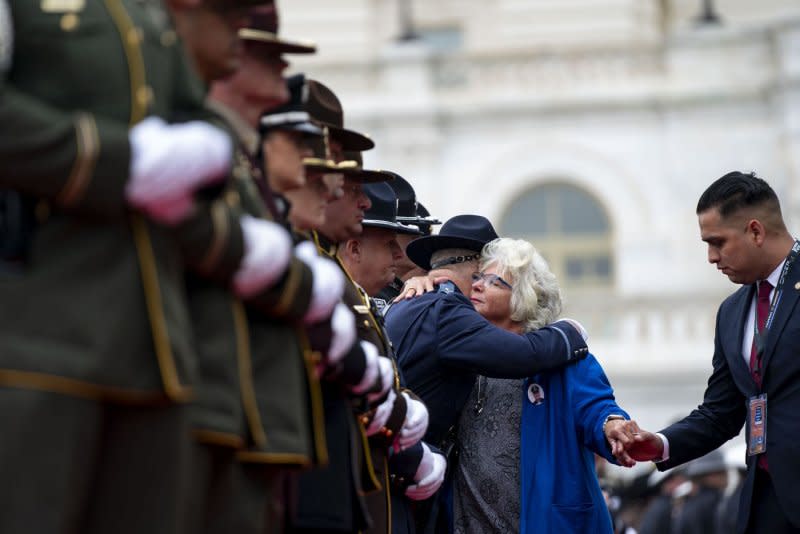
[749,280,773,387]
[749,280,773,471]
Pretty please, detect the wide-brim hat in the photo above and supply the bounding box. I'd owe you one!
[260,76,323,137]
[239,4,317,54]
[400,202,440,236]
[406,214,499,271]
[387,174,418,220]
[685,449,727,478]
[306,79,374,151]
[338,151,394,183]
[362,182,421,234]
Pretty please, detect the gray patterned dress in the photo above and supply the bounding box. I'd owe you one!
[453,376,524,534]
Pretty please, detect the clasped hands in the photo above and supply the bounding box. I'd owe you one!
[603,419,665,467]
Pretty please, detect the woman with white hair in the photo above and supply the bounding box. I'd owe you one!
[452,237,632,534]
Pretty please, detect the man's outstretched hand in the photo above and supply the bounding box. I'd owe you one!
[604,419,664,467]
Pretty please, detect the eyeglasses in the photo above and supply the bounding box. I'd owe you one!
[471,272,513,290]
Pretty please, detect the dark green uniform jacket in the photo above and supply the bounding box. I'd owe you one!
[183,101,326,465]
[0,0,214,403]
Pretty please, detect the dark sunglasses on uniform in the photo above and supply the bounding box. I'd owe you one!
[471,272,513,290]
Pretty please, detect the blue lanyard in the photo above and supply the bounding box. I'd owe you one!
[753,240,800,357]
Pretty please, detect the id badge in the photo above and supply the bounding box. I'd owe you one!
[747,394,767,456]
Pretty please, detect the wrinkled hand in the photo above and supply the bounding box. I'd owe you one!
[405,443,446,501]
[604,419,640,467]
[393,275,449,302]
[397,392,429,451]
[605,419,664,465]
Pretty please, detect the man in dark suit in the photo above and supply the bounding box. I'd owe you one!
[626,171,800,533]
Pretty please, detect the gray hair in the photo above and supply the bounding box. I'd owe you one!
[480,238,562,332]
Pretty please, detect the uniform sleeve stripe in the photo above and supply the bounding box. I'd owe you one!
[57,113,100,207]
[198,200,230,275]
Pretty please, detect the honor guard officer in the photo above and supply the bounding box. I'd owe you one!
[0,1,252,533]
[168,8,336,531]
[288,80,398,534]
[339,180,446,534]
[375,174,441,305]
[385,215,590,530]
[192,5,346,527]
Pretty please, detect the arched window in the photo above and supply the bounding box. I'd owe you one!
[499,182,613,289]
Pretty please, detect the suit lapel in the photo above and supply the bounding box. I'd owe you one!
[760,260,800,374]
[725,286,756,386]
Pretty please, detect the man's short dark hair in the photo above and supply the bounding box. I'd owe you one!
[696,171,780,219]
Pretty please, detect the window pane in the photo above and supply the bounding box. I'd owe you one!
[566,257,584,279]
[500,188,548,236]
[559,187,608,234]
[594,256,611,277]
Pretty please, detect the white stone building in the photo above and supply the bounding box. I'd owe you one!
[281,0,800,458]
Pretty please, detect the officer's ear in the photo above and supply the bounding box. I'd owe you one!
[343,238,362,263]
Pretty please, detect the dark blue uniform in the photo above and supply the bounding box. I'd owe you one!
[384,281,588,446]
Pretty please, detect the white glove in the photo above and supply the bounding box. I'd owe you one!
[397,392,428,451]
[351,340,379,395]
[295,241,345,324]
[232,215,292,298]
[560,317,588,341]
[328,302,356,365]
[127,117,232,222]
[405,443,446,501]
[366,356,394,404]
[365,389,396,436]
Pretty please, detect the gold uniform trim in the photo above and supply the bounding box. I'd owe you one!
[0,369,178,404]
[271,261,302,317]
[197,200,230,275]
[57,113,99,207]
[231,299,267,449]
[105,0,188,402]
[297,328,329,466]
[102,0,147,124]
[236,450,312,467]
[192,429,245,449]
[130,215,191,401]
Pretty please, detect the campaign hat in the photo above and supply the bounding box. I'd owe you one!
[362,183,422,235]
[239,3,316,54]
[338,151,395,183]
[406,214,498,271]
[306,79,374,151]
[259,74,323,137]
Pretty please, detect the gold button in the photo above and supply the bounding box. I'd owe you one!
[360,415,370,425]
[136,85,154,108]
[363,320,370,328]
[384,429,393,438]
[60,13,79,32]
[224,190,240,208]
[160,29,177,47]
[127,27,143,46]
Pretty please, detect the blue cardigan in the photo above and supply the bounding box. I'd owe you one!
[519,354,628,534]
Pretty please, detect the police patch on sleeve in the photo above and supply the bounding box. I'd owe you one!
[0,0,12,74]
